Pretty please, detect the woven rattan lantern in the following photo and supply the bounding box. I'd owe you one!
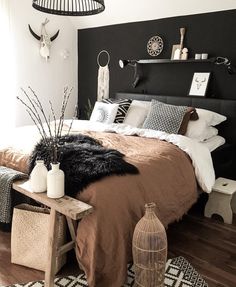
[132,203,167,287]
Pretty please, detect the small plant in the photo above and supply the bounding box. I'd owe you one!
[84,98,93,120]
[17,86,77,163]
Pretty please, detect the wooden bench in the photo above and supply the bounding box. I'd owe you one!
[12,180,93,287]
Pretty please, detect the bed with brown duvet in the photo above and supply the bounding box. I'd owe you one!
[0,119,214,287]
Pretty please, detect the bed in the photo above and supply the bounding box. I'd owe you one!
[0,93,236,287]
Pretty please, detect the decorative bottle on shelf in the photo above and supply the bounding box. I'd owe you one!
[47,162,65,199]
[132,202,167,287]
[29,160,48,193]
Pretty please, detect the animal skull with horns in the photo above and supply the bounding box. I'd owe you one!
[28,18,59,61]
[195,76,206,90]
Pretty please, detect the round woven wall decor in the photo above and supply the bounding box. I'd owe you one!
[147,35,164,57]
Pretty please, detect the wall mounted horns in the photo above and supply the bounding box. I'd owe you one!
[28,18,60,61]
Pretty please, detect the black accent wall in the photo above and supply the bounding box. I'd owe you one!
[78,9,236,117]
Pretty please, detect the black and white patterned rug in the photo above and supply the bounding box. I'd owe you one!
[7,256,208,287]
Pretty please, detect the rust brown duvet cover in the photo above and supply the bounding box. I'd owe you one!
[0,130,197,287]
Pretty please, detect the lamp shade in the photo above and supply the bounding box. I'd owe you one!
[32,0,105,16]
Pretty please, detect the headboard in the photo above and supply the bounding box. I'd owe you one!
[116,92,236,146]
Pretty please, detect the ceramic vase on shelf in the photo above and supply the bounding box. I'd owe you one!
[29,160,48,193]
[47,162,65,199]
[132,203,167,287]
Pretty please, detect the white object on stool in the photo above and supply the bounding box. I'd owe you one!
[204,177,236,224]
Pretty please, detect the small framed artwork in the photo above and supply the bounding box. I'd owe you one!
[189,72,211,97]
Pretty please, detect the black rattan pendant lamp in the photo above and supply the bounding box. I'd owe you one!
[32,0,105,16]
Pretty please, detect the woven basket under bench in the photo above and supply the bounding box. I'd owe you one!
[11,204,67,272]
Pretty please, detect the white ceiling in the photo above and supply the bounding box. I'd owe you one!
[68,0,236,30]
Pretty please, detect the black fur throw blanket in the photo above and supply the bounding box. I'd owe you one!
[29,134,139,196]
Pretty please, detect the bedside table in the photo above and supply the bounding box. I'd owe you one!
[204,177,236,224]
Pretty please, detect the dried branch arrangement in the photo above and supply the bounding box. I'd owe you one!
[17,86,77,163]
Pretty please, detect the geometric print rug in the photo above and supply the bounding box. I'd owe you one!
[5,256,208,287]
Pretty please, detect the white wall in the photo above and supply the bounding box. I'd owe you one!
[70,0,236,29]
[10,0,77,127]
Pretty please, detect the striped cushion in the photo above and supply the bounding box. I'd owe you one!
[102,98,132,123]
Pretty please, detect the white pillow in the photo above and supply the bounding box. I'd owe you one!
[196,108,226,126]
[90,102,119,124]
[201,135,225,152]
[123,100,151,127]
[186,118,218,141]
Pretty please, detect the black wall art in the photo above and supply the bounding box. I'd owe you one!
[78,9,236,117]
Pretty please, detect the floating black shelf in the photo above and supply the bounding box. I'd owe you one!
[119,56,235,87]
[137,58,216,64]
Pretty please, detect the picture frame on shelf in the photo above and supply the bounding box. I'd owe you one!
[189,72,211,97]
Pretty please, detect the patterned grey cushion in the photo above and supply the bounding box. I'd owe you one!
[102,98,132,123]
[142,100,188,134]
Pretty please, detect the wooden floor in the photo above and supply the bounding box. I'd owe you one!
[0,213,236,287]
[167,214,236,287]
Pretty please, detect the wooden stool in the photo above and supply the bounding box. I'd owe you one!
[204,177,236,224]
[13,180,93,287]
